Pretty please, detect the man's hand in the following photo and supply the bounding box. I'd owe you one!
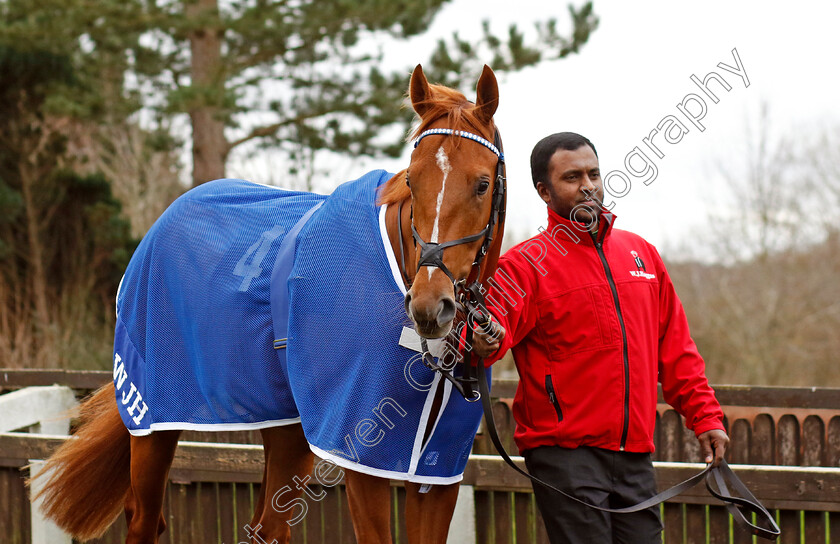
[471,319,506,359]
[697,429,729,467]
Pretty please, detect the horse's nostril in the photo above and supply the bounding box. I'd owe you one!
[437,298,456,327]
[404,293,412,316]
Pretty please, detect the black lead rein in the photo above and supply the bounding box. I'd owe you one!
[460,287,780,540]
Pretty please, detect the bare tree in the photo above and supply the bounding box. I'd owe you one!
[669,113,840,386]
[67,122,185,238]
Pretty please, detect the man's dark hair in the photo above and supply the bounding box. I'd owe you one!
[530,132,598,188]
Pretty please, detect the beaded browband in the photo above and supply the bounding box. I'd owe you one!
[413,128,503,160]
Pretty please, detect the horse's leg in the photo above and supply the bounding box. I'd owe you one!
[345,470,393,543]
[125,430,181,544]
[404,481,461,544]
[249,424,314,544]
[249,465,270,538]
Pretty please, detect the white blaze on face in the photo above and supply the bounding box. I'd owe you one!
[429,146,451,279]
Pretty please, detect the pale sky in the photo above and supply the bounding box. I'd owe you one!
[231,0,840,257]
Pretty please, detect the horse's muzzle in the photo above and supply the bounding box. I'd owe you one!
[404,291,457,338]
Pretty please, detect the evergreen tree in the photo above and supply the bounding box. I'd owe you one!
[0,46,136,368]
[1,0,598,186]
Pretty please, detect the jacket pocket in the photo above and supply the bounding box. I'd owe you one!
[544,375,564,422]
[538,286,612,360]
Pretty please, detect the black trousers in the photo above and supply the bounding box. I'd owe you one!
[523,446,663,544]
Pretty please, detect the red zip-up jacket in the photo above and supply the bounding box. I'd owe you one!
[484,207,724,454]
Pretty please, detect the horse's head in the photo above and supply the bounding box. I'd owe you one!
[401,64,506,338]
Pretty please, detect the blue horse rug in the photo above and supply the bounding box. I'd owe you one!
[113,170,486,483]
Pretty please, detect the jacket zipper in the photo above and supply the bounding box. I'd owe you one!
[594,240,631,451]
[544,375,564,422]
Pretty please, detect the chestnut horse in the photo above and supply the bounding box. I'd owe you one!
[31,64,506,544]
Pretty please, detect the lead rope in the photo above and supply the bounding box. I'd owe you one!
[463,289,780,539]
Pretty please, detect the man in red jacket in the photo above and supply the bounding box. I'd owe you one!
[473,132,729,543]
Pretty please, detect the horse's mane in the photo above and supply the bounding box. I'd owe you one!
[377,84,496,207]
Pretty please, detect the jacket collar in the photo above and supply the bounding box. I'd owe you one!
[546,206,617,246]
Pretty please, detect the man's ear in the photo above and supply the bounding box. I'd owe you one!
[536,182,551,204]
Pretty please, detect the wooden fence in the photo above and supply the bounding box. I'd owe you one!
[2,370,840,543]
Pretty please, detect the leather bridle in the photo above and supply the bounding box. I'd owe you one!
[398,126,506,402]
[400,127,505,286]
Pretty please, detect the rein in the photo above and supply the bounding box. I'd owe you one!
[459,286,781,540]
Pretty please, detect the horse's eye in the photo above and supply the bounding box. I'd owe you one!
[476,179,490,196]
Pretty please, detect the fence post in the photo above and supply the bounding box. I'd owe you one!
[447,484,476,544]
[28,459,72,544]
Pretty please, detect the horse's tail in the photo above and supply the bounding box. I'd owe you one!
[29,382,131,540]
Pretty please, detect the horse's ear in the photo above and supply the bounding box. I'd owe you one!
[410,64,432,118]
[474,65,499,124]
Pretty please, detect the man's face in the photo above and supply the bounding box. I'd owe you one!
[536,146,603,228]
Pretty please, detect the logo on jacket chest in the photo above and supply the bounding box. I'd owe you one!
[629,250,656,279]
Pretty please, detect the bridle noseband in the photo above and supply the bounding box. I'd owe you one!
[398,126,506,402]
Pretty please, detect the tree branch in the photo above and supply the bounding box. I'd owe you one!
[226,109,334,152]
